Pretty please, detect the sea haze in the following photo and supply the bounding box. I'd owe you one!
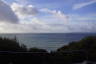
[0,33,96,51]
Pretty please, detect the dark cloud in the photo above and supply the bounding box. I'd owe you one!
[0,0,18,23]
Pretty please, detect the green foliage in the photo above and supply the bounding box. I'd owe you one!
[57,36,96,61]
[0,36,96,63]
[58,36,96,51]
[0,37,48,52]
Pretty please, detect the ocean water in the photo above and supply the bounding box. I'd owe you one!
[0,33,96,51]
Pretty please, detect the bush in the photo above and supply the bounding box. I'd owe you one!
[0,37,27,52]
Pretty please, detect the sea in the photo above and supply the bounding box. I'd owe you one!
[0,33,96,51]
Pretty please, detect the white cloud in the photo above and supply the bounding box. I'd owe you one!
[0,16,96,33]
[0,1,96,33]
[0,0,18,23]
[20,18,51,30]
[73,0,96,10]
[11,3,68,23]
[11,3,39,18]
[40,8,68,23]
[0,18,54,33]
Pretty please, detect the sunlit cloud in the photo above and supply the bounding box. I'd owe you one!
[0,0,96,33]
[11,3,38,18]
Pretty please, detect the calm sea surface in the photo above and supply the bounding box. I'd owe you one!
[0,33,96,51]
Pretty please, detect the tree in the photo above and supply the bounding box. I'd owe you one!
[0,37,27,52]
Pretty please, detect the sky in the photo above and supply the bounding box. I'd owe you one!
[0,0,96,33]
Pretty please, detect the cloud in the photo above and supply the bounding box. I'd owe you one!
[11,3,39,18]
[73,0,96,10]
[40,8,68,22]
[0,0,18,23]
[20,18,51,30]
[0,17,54,33]
[0,16,96,33]
[10,3,70,32]
[11,3,68,22]
[0,1,96,33]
